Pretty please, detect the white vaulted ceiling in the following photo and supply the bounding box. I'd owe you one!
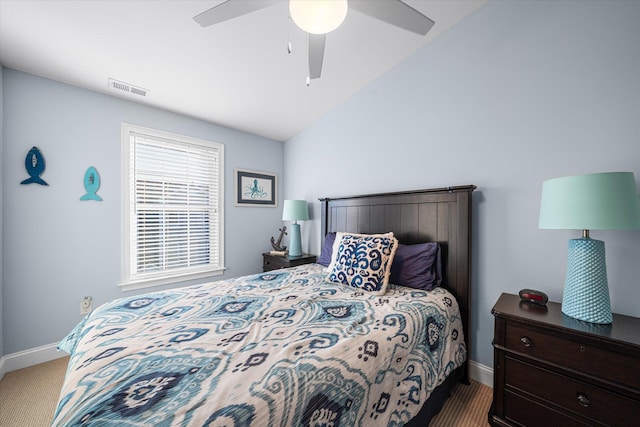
[0,0,486,141]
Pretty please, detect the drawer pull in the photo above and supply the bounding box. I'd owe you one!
[520,337,532,347]
[577,394,590,408]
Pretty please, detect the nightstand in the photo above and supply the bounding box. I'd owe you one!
[489,292,640,427]
[262,253,317,272]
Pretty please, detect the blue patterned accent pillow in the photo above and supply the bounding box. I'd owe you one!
[326,232,398,295]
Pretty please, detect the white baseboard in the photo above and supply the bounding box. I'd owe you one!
[469,359,493,387]
[0,342,66,381]
[1,342,494,390]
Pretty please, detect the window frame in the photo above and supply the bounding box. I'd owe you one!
[120,123,225,291]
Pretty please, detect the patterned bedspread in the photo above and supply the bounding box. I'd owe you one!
[52,264,466,426]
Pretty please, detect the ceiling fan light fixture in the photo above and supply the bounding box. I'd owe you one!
[289,0,348,34]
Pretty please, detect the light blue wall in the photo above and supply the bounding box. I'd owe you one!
[2,69,283,355]
[284,0,640,368]
[0,65,4,357]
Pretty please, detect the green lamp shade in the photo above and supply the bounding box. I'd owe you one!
[282,200,309,222]
[539,172,640,230]
[282,200,308,257]
[538,171,640,324]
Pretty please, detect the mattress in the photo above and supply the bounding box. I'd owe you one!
[52,263,466,426]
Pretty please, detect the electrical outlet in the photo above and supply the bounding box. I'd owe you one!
[80,296,93,315]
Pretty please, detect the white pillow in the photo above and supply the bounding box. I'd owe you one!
[326,232,395,271]
[326,232,398,295]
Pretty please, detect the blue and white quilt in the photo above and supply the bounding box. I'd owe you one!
[52,264,466,426]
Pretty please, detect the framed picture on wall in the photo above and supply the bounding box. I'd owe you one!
[235,169,277,207]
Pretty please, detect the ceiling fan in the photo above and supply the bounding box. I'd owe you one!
[193,0,435,82]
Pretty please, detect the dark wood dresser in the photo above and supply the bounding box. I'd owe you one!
[489,292,640,427]
[262,253,317,272]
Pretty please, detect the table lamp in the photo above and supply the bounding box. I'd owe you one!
[282,200,309,257]
[539,172,640,324]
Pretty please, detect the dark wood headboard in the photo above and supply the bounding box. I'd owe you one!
[319,185,475,382]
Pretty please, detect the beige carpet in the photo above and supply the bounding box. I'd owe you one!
[430,380,492,427]
[0,357,491,426]
[0,356,69,427]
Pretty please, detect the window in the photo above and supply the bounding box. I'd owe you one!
[121,123,224,291]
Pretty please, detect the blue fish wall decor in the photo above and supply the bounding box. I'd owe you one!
[80,166,103,201]
[20,146,49,186]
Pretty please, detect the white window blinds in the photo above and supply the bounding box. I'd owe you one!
[121,124,224,290]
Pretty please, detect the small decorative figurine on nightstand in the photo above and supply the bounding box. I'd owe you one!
[270,226,287,252]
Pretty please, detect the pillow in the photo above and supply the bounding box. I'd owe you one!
[317,232,336,266]
[326,232,399,295]
[389,242,442,291]
[326,232,395,272]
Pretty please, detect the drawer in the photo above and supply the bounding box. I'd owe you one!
[505,323,640,390]
[505,356,640,426]
[263,257,286,271]
[263,254,317,272]
[503,389,586,427]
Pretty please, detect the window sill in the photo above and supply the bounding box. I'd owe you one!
[119,267,226,292]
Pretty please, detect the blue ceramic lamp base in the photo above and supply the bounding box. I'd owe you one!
[562,237,612,324]
[288,222,302,257]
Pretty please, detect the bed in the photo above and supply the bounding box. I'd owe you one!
[52,185,475,426]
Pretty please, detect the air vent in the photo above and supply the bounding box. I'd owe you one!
[108,78,148,97]
[129,87,147,97]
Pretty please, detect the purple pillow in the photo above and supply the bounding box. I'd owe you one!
[317,232,336,266]
[389,242,442,290]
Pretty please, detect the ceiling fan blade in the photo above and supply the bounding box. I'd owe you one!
[193,0,279,27]
[349,0,435,35]
[308,34,326,80]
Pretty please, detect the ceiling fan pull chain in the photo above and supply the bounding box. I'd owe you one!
[287,15,292,54]
[305,32,310,86]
